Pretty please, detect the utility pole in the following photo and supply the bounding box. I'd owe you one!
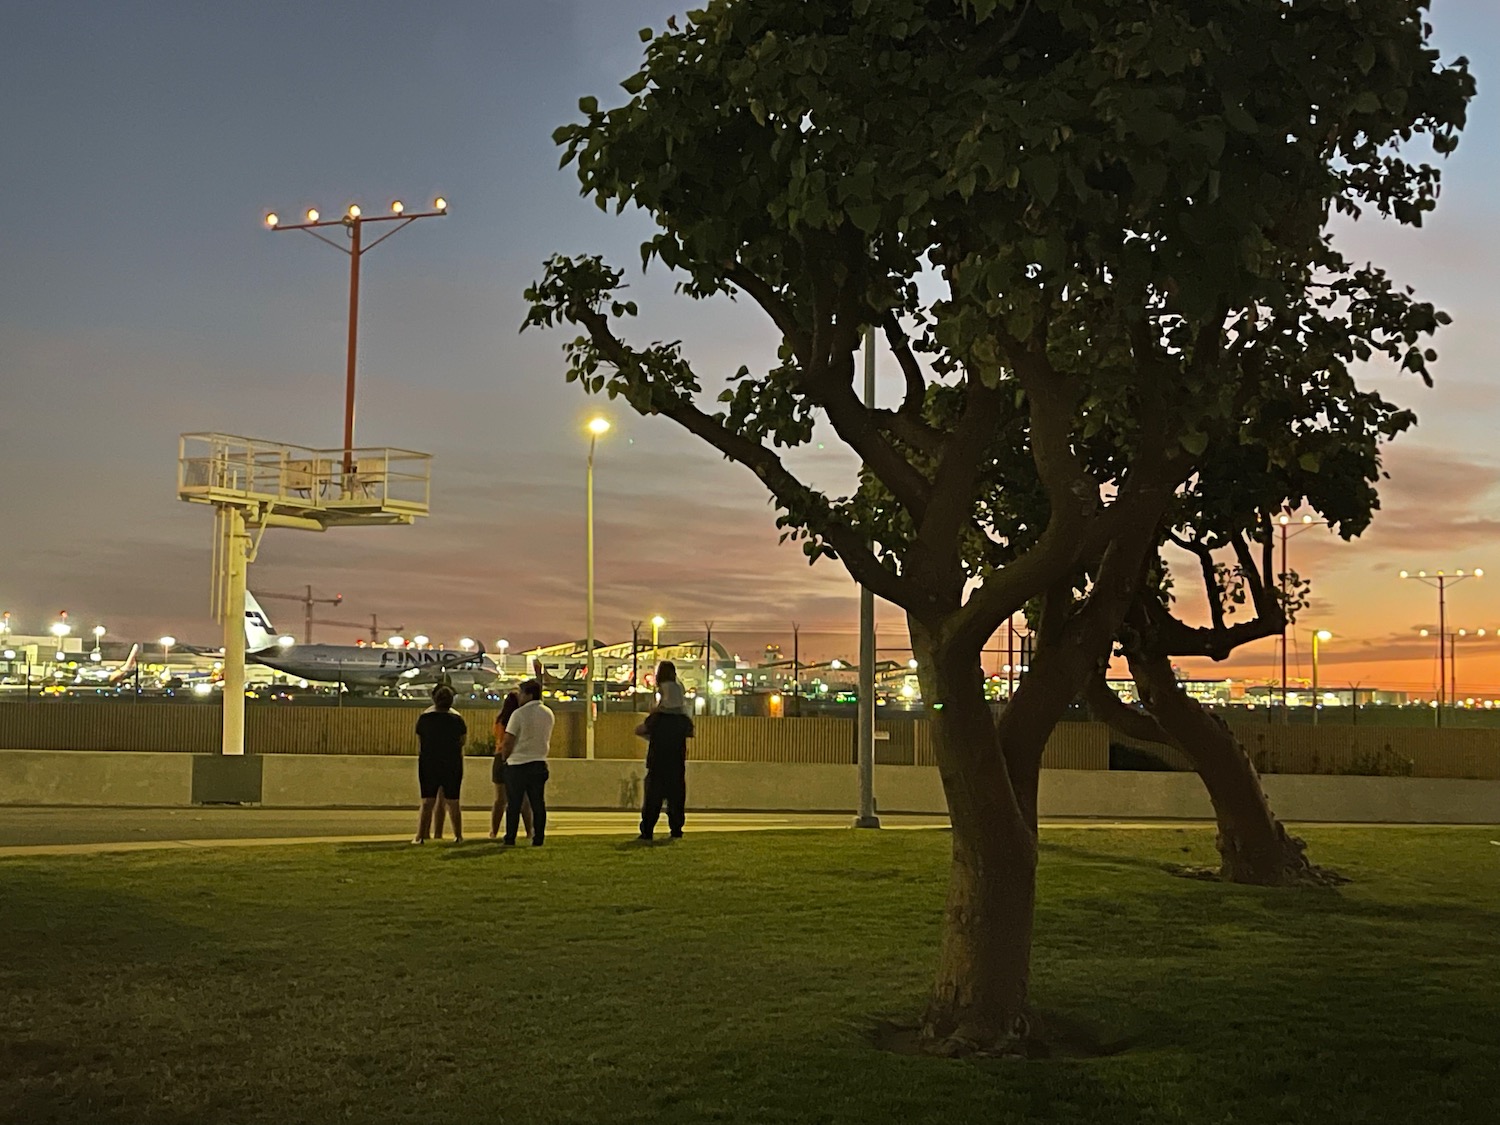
[257,585,344,643]
[266,198,449,474]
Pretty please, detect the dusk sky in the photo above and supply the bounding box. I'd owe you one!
[2,2,1498,696]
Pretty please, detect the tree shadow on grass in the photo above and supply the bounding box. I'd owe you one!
[1040,838,1205,877]
[336,841,417,854]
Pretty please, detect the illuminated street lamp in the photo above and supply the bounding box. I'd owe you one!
[159,635,176,673]
[651,614,665,661]
[1400,567,1483,726]
[1275,511,1327,717]
[387,635,406,648]
[1310,630,1333,725]
[584,416,611,760]
[51,615,72,661]
[459,638,475,653]
[265,195,450,474]
[413,634,431,649]
[91,625,105,662]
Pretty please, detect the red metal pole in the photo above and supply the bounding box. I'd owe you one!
[343,218,362,475]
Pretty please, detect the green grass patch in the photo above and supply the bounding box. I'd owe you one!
[1,827,1497,1124]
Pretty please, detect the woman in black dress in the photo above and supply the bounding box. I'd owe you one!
[412,684,467,844]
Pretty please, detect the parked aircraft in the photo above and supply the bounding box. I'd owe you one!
[243,592,494,691]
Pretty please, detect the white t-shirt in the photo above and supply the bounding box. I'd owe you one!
[505,700,555,765]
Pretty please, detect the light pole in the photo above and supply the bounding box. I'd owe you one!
[159,635,176,679]
[630,620,643,710]
[651,614,665,671]
[1423,627,1488,712]
[50,614,72,662]
[584,417,610,760]
[1276,511,1327,719]
[91,625,105,662]
[266,197,449,474]
[1400,568,1483,727]
[1310,630,1332,724]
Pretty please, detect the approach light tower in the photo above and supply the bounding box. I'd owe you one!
[174,198,444,756]
[266,198,448,473]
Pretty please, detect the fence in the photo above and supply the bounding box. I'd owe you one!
[0,702,1103,767]
[3,701,1499,778]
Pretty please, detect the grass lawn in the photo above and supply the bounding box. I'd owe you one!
[2,826,1497,1125]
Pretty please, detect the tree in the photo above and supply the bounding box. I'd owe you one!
[1087,357,1418,885]
[525,0,1470,1052]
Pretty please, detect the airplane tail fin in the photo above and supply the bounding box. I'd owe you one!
[106,644,140,684]
[244,591,277,651]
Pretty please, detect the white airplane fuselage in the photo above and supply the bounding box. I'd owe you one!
[242,591,493,691]
[248,644,491,689]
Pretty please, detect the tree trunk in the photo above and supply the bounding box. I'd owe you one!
[911,622,1039,1052]
[1129,652,1325,885]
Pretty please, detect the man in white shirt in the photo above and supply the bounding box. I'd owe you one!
[499,679,555,845]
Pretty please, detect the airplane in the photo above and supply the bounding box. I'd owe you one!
[242,592,495,692]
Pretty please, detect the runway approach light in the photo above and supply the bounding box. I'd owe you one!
[347,204,361,218]
[434,196,448,212]
[391,200,404,214]
[306,208,319,222]
[265,213,279,228]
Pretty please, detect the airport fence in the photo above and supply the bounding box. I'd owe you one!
[4,701,1500,778]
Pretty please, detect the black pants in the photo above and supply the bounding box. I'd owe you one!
[640,753,686,837]
[504,761,549,844]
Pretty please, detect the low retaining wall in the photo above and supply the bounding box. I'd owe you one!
[2,750,1499,824]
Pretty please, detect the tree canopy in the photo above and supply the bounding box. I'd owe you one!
[525,0,1473,1047]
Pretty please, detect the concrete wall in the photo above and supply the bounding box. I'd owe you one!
[3,750,1500,823]
[0,750,195,807]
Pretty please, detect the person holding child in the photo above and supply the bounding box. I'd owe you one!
[636,660,694,840]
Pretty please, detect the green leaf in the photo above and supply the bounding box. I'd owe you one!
[621,72,649,95]
[638,27,653,43]
[578,95,598,115]
[1352,91,1382,114]
[1180,430,1209,457]
[1023,157,1059,205]
[1298,453,1322,473]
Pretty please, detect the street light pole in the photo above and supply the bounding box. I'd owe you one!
[584,417,610,760]
[266,197,449,475]
[1277,512,1326,721]
[1400,568,1482,728]
[855,324,880,829]
[1311,630,1332,725]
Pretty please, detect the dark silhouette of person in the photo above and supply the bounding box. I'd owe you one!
[413,684,466,844]
[637,661,694,840]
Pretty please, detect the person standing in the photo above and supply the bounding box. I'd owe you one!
[498,679,554,846]
[413,684,467,844]
[638,661,694,840]
[490,690,534,840]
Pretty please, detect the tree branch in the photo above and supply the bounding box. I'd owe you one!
[1083,672,1180,748]
[572,306,918,611]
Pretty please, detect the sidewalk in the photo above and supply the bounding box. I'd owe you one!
[0,807,954,857]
